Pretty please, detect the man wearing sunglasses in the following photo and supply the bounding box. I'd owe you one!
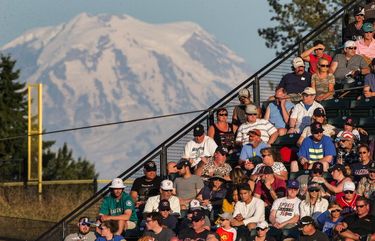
[335,197,375,241]
[144,179,180,216]
[300,40,332,74]
[330,40,369,85]
[64,217,96,241]
[298,216,329,241]
[343,7,365,42]
[249,221,275,241]
[355,22,375,61]
[336,181,360,217]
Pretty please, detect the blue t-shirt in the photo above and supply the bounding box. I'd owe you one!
[278,71,312,94]
[239,142,269,161]
[364,73,375,91]
[298,135,336,162]
[268,101,294,128]
[317,210,343,238]
[96,235,126,241]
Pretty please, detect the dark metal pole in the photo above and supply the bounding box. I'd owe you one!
[160,146,167,178]
[253,76,260,106]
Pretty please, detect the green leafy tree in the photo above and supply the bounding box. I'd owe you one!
[0,54,98,181]
[259,0,352,54]
[0,55,28,180]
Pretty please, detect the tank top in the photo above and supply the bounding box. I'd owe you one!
[213,123,235,150]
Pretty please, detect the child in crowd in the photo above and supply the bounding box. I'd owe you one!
[216,213,237,241]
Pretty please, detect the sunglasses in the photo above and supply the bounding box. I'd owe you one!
[347,47,357,50]
[357,14,365,17]
[319,64,330,67]
[218,113,228,116]
[247,113,257,116]
[261,154,272,157]
[359,151,368,154]
[256,227,267,231]
[308,189,320,193]
[365,31,373,33]
[162,189,173,192]
[331,209,341,213]
[79,222,90,227]
[344,190,354,194]
[316,48,324,51]
[356,204,365,208]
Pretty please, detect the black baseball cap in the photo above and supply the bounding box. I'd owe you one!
[176,158,191,169]
[329,164,345,173]
[310,122,324,134]
[299,216,315,227]
[191,209,205,222]
[215,146,228,156]
[158,199,171,211]
[144,161,157,172]
[311,162,323,174]
[259,165,274,174]
[313,108,325,117]
[193,124,205,136]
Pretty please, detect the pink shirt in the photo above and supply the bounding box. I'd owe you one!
[355,38,375,59]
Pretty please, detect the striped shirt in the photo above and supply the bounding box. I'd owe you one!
[236,119,277,144]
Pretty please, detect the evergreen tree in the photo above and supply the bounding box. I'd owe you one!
[0,55,27,180]
[258,0,352,53]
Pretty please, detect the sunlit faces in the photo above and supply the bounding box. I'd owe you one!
[111,188,123,199]
[194,134,205,144]
[239,189,252,202]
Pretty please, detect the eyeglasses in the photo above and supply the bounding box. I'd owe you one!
[218,113,228,116]
[256,227,267,231]
[347,47,357,50]
[319,64,330,67]
[331,209,341,213]
[359,151,368,154]
[344,190,354,194]
[356,204,365,208]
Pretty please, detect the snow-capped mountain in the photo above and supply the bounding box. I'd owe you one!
[1,13,250,178]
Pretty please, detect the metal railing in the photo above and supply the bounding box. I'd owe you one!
[35,0,363,240]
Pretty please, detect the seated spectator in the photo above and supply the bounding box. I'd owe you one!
[296,162,327,198]
[269,180,301,241]
[351,144,373,183]
[298,216,330,241]
[64,217,96,241]
[236,105,278,145]
[288,87,324,134]
[336,117,361,142]
[336,131,359,165]
[177,199,211,231]
[359,84,375,99]
[99,178,137,235]
[96,220,126,241]
[253,166,286,209]
[311,57,335,101]
[216,213,237,241]
[357,162,375,200]
[144,179,180,216]
[183,124,217,168]
[343,6,365,42]
[316,202,344,239]
[335,197,375,241]
[364,0,375,21]
[130,161,162,209]
[297,107,336,146]
[222,184,239,215]
[157,199,178,231]
[363,58,375,96]
[251,147,288,181]
[356,22,375,62]
[292,122,336,173]
[277,57,312,102]
[206,232,221,241]
[249,221,276,241]
[330,40,370,85]
[231,183,265,238]
[335,181,360,217]
[173,159,204,212]
[301,40,333,74]
[232,88,261,126]
[264,87,294,136]
[197,146,232,179]
[143,212,175,241]
[167,161,178,181]
[178,209,210,240]
[312,164,352,195]
[196,175,227,219]
[299,182,328,219]
[239,129,269,165]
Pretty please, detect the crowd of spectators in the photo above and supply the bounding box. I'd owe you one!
[64,4,375,241]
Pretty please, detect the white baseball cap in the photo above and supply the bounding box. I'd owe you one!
[343,181,355,192]
[256,221,269,229]
[160,180,173,191]
[109,178,126,189]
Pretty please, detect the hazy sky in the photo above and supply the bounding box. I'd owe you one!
[0,0,277,70]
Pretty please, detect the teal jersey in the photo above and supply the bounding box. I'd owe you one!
[99,192,138,222]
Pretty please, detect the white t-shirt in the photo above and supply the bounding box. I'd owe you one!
[183,135,218,167]
[143,195,181,215]
[299,198,328,218]
[271,197,301,224]
[290,101,324,133]
[236,119,277,144]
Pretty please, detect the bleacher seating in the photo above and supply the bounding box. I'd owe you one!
[320,98,351,118]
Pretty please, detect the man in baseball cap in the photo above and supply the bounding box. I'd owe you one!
[64,216,96,241]
[99,178,138,234]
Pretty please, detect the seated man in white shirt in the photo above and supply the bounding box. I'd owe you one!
[144,179,180,216]
[183,124,217,168]
[231,183,265,239]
